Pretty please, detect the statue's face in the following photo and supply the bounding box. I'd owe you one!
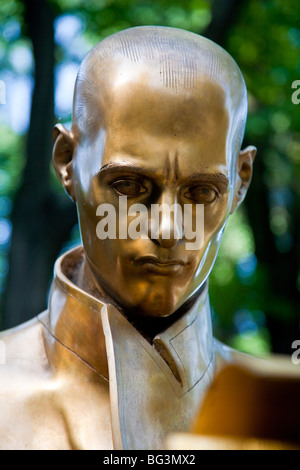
[70,69,241,318]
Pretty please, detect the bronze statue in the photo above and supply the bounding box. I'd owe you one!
[0,26,259,450]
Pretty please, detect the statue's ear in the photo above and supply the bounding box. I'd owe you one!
[52,124,76,201]
[230,145,257,214]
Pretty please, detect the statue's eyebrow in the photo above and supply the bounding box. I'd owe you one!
[186,172,229,187]
[98,163,161,180]
[184,173,229,195]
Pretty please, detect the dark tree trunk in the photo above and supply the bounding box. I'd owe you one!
[2,0,77,329]
[204,0,245,45]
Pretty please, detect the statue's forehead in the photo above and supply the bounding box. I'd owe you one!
[75,63,231,173]
[84,58,230,128]
[98,70,230,173]
[106,75,228,138]
[73,58,235,192]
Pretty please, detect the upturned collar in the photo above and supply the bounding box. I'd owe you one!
[41,246,215,449]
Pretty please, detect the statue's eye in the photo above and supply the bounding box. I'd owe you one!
[111,179,148,197]
[183,185,218,204]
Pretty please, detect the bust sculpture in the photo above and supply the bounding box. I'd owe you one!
[0,26,258,450]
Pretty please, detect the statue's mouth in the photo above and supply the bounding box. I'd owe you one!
[133,255,186,274]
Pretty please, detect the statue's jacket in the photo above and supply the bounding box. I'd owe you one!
[0,246,247,450]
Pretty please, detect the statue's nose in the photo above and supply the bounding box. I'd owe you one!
[149,190,183,248]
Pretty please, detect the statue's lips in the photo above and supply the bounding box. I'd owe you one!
[133,256,186,274]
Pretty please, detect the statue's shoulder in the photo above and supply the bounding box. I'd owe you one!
[0,313,73,449]
[0,314,50,447]
[0,311,49,375]
[0,311,51,403]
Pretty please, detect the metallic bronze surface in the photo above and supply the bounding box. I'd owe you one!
[0,26,265,450]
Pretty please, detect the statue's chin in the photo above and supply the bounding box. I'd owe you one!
[127,294,178,319]
[126,282,207,321]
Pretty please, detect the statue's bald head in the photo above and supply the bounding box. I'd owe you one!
[72,26,247,157]
[53,26,256,318]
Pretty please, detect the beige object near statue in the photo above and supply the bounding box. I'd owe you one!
[0,26,265,450]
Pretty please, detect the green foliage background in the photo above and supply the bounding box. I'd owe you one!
[0,0,299,356]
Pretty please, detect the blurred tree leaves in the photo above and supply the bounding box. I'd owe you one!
[210,0,300,354]
[0,0,299,355]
